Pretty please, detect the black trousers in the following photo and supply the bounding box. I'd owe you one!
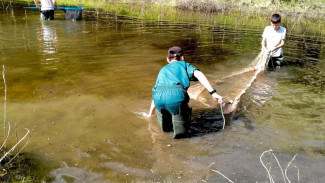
[41,10,55,20]
[267,56,284,70]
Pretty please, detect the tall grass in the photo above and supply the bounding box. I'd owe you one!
[0,65,30,181]
[7,0,323,42]
[11,0,325,20]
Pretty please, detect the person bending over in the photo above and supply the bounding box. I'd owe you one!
[147,46,222,139]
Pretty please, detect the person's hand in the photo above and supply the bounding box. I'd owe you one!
[261,46,267,51]
[212,93,222,103]
[262,47,273,54]
[146,113,152,118]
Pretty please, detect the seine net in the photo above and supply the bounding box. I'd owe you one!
[188,51,270,114]
[65,10,83,21]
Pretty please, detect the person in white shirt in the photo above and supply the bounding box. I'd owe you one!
[261,14,286,70]
[34,0,58,20]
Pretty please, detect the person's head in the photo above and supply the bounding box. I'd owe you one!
[270,14,281,30]
[167,46,184,63]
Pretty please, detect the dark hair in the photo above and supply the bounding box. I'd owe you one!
[270,14,281,24]
[168,46,183,61]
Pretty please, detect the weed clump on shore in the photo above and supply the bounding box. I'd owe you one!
[10,0,325,20]
[0,151,56,182]
[176,0,225,13]
[175,0,325,19]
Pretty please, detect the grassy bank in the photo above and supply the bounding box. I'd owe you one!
[9,0,325,21]
[10,0,323,37]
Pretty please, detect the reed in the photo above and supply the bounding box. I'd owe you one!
[0,64,30,181]
[6,0,325,36]
[11,0,325,20]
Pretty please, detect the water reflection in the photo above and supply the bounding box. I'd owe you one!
[38,21,58,55]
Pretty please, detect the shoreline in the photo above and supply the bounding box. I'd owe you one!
[8,0,325,21]
[6,0,324,38]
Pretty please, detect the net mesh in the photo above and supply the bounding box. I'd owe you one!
[188,51,270,114]
[65,10,83,21]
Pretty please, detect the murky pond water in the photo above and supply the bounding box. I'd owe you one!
[0,5,324,182]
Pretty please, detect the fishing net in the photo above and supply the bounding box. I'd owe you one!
[65,10,83,21]
[188,50,270,114]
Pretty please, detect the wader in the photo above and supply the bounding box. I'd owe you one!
[41,10,54,20]
[267,56,284,70]
[153,85,192,139]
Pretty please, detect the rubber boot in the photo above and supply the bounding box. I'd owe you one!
[172,108,192,139]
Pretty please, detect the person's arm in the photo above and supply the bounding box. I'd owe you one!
[271,39,285,53]
[147,100,156,118]
[51,0,59,10]
[261,27,268,51]
[34,0,41,10]
[261,37,267,51]
[193,70,222,103]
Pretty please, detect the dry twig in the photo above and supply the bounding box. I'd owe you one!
[0,122,10,150]
[210,149,301,183]
[0,128,30,163]
[271,152,287,183]
[260,149,275,183]
[2,64,7,143]
[285,154,298,183]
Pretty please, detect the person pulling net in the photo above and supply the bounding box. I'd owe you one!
[189,13,286,117]
[27,1,85,21]
[146,46,223,139]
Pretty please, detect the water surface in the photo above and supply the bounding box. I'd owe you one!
[0,6,324,182]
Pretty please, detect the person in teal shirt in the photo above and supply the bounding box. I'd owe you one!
[147,46,222,139]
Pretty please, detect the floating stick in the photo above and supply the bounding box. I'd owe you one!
[0,122,10,150]
[2,64,7,142]
[271,152,287,183]
[260,149,275,183]
[285,154,298,183]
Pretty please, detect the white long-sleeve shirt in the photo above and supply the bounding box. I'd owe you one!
[40,0,55,11]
